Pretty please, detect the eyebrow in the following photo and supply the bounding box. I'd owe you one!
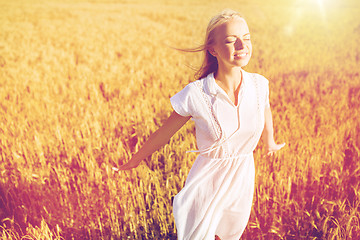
[226,33,251,38]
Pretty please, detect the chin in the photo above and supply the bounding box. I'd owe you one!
[235,59,250,68]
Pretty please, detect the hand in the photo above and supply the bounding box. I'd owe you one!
[112,159,142,171]
[266,142,285,156]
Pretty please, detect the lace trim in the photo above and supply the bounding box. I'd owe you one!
[194,80,223,140]
[191,73,263,156]
[250,73,261,144]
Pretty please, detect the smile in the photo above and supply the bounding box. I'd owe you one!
[234,52,247,57]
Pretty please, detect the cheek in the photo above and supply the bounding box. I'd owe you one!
[247,43,252,52]
[218,46,233,57]
[247,44,253,58]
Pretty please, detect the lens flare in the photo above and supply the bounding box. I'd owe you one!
[283,0,330,36]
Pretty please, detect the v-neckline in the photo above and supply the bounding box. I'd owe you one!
[213,74,245,107]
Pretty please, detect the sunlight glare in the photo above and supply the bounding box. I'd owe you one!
[284,0,330,36]
[316,0,327,23]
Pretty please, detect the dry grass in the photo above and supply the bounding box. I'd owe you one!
[0,0,359,239]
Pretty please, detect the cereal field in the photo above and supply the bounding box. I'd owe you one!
[0,0,359,239]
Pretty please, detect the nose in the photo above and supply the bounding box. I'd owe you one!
[235,38,244,50]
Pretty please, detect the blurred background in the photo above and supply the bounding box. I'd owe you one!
[0,0,359,239]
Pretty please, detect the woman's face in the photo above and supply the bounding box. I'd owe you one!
[210,17,252,69]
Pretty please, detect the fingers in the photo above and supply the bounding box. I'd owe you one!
[278,142,286,149]
[112,164,130,172]
[112,165,130,171]
[112,161,140,171]
[265,142,286,157]
[267,151,274,157]
[268,143,286,152]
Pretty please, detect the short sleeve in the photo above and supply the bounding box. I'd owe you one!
[170,84,194,117]
[254,73,271,108]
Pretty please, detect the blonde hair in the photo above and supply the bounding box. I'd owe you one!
[194,9,245,79]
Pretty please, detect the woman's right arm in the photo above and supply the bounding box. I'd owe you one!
[117,111,191,170]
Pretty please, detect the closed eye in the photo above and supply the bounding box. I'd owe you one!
[225,37,236,44]
[243,34,251,41]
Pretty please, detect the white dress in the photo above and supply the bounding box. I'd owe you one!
[170,69,270,240]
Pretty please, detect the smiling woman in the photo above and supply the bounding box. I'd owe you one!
[1,0,359,239]
[209,17,252,105]
[210,18,252,73]
[117,9,285,240]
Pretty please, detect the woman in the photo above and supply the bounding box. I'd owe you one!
[117,9,285,240]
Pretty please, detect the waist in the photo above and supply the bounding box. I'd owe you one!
[200,152,253,161]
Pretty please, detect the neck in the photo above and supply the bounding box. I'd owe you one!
[214,66,243,93]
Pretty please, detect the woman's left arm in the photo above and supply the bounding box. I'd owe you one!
[262,106,285,156]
